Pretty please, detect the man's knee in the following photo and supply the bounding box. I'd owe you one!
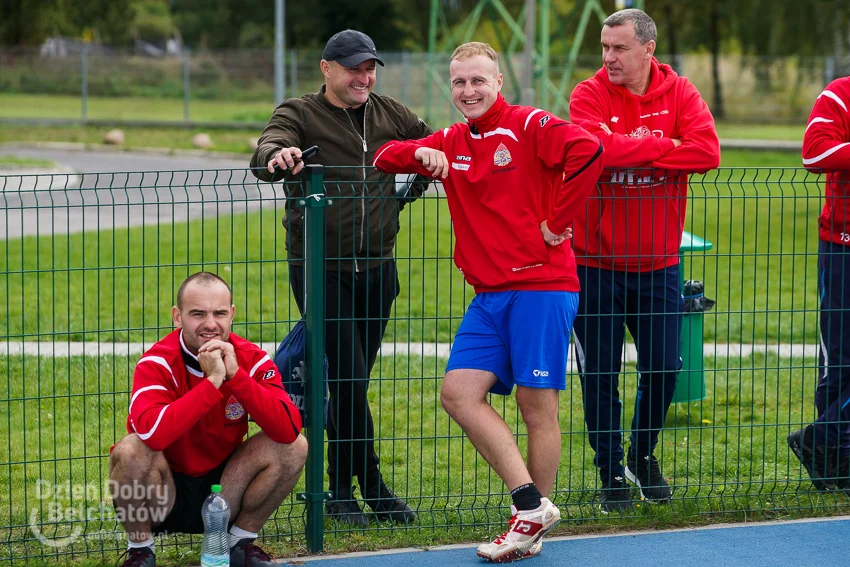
[516,389,559,431]
[440,376,466,418]
[110,434,157,473]
[282,435,308,472]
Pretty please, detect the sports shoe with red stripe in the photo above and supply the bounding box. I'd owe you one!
[476,498,560,563]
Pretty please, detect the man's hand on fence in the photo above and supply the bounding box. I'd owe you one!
[414,147,449,179]
[540,221,572,246]
[199,339,238,380]
[268,147,305,175]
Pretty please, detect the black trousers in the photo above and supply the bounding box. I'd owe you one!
[289,260,399,500]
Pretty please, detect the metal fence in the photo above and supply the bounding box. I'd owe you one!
[0,165,848,563]
[1,47,848,127]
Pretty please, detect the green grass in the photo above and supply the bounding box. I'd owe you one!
[0,150,823,345]
[0,94,278,125]
[1,351,847,564]
[715,122,804,141]
[0,156,55,169]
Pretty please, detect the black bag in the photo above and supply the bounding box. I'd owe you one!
[273,320,329,429]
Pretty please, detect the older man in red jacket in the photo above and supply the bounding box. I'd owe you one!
[374,42,601,563]
[568,9,720,514]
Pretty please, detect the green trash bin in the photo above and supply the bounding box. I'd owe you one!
[672,231,712,403]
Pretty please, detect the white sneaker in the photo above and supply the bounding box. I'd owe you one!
[476,498,560,563]
[522,539,543,559]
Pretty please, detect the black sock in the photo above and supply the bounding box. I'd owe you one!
[510,483,543,511]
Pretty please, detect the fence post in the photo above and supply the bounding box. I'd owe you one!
[183,48,191,123]
[401,51,409,106]
[299,164,328,553]
[81,45,88,123]
[289,49,298,99]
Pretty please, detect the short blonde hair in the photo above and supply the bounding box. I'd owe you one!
[450,42,500,72]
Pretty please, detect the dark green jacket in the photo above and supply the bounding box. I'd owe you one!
[250,86,433,271]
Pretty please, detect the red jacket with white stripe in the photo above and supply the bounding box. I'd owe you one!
[802,77,850,246]
[373,94,603,293]
[125,330,301,476]
[569,59,720,272]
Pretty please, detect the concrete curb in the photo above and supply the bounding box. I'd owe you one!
[0,166,80,191]
[0,342,821,362]
[2,139,802,157]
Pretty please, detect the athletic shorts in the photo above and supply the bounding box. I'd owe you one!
[446,290,579,395]
[153,455,232,535]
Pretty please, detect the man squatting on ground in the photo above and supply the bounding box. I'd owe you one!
[374,42,603,562]
[110,272,307,567]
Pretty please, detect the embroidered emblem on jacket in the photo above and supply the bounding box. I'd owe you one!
[225,395,246,420]
[493,143,512,166]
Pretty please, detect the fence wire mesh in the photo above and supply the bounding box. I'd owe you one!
[0,166,847,563]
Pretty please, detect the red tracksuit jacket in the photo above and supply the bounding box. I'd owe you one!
[373,94,603,293]
[125,330,302,476]
[802,76,850,246]
[569,58,720,272]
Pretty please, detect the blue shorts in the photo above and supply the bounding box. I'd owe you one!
[446,290,579,395]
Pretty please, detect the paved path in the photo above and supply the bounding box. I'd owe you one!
[0,146,424,239]
[0,146,273,239]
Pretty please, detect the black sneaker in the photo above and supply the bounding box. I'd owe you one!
[116,547,155,567]
[230,539,277,567]
[326,487,369,527]
[599,475,633,514]
[788,426,836,491]
[625,452,672,502]
[364,483,417,524]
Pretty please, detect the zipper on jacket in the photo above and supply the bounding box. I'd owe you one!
[344,103,369,272]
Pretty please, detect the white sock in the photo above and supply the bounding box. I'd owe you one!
[128,538,154,551]
[229,526,258,549]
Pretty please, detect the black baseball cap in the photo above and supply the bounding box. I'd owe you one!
[322,30,384,68]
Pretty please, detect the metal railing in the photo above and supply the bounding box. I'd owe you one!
[0,165,848,563]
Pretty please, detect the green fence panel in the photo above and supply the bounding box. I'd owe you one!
[0,166,847,564]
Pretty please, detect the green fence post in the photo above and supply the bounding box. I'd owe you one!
[299,164,330,553]
[673,231,712,403]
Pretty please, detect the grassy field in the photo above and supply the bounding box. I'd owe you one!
[1,91,805,145]
[1,350,847,564]
[0,156,54,169]
[0,149,822,346]
[0,94,277,125]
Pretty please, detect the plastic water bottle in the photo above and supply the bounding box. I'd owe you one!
[200,484,230,567]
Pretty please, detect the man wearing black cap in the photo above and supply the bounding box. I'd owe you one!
[250,29,431,527]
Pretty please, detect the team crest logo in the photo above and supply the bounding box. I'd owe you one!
[628,125,653,139]
[493,143,512,167]
[225,395,245,420]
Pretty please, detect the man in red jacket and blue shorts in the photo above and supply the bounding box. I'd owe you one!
[568,9,720,513]
[791,76,850,492]
[109,272,307,567]
[374,42,602,562]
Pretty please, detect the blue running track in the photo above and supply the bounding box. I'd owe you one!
[279,517,849,567]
